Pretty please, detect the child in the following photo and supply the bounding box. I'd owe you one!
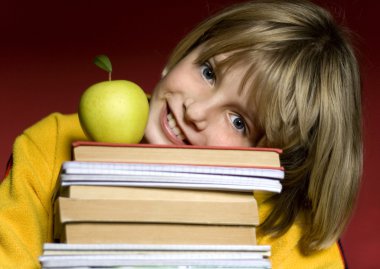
[0,0,362,268]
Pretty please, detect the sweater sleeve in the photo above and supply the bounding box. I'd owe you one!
[255,191,345,269]
[0,113,87,268]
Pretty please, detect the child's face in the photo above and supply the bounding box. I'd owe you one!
[144,46,260,147]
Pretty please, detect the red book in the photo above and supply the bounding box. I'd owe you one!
[72,141,282,169]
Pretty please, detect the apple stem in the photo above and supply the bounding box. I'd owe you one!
[109,71,112,81]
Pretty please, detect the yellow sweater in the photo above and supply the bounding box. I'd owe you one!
[0,113,345,268]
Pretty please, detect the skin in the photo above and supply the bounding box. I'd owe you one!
[143,46,261,147]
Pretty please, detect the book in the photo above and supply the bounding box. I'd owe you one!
[59,161,283,193]
[55,184,261,244]
[59,223,257,245]
[60,176,282,192]
[72,141,282,168]
[62,161,284,179]
[41,242,271,255]
[39,243,271,268]
[54,192,259,245]
[55,197,258,225]
[61,185,258,201]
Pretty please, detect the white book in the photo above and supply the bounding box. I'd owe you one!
[39,256,271,268]
[60,162,283,193]
[60,176,282,193]
[62,161,284,179]
[40,255,271,269]
[40,244,271,268]
[43,243,271,253]
[40,256,271,268]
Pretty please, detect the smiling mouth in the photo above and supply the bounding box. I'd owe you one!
[164,107,190,145]
[167,113,185,140]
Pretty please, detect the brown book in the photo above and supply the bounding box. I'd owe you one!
[72,141,282,168]
[60,223,257,245]
[61,185,256,202]
[55,197,259,226]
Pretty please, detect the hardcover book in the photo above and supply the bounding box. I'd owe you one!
[72,141,282,168]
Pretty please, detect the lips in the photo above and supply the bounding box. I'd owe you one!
[160,105,189,145]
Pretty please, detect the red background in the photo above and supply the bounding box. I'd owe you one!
[1,1,379,268]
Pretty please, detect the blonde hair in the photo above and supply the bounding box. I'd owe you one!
[164,0,362,254]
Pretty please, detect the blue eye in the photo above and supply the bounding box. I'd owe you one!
[200,62,215,84]
[229,114,246,133]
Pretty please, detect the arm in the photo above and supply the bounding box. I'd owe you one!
[0,113,86,268]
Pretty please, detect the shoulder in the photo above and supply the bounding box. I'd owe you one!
[255,192,345,268]
[23,112,86,143]
[17,112,88,170]
[24,112,82,135]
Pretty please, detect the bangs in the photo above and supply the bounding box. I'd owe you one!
[194,41,263,105]
[194,42,270,143]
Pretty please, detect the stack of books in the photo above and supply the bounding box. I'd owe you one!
[41,141,284,268]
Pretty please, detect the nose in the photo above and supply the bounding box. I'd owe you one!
[183,98,209,131]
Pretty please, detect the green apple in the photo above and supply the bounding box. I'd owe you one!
[79,80,149,143]
[78,55,149,144]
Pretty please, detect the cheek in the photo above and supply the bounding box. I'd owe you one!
[151,78,167,97]
[147,84,163,116]
[166,71,193,94]
[152,75,178,97]
[211,135,251,147]
[161,64,201,95]
[206,122,251,147]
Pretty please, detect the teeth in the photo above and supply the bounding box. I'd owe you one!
[172,127,181,135]
[167,112,186,141]
[168,119,176,128]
